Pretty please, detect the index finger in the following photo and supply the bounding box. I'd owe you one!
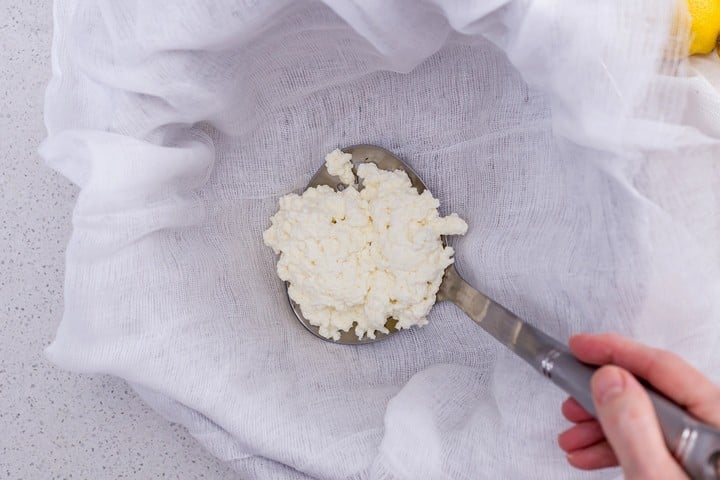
[569,333,720,428]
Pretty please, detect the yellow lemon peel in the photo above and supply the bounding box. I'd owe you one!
[687,0,720,55]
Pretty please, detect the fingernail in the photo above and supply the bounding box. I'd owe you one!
[593,367,625,405]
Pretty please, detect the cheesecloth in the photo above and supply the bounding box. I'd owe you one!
[41,0,720,478]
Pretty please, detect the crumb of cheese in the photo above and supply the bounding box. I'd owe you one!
[325,149,355,185]
[263,150,467,340]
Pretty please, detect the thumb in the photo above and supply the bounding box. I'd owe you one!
[591,366,687,480]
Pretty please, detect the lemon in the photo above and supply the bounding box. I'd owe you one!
[687,0,720,54]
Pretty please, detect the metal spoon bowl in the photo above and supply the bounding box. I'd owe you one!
[288,144,425,345]
[284,144,720,478]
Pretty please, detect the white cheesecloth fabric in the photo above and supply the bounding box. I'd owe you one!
[40,0,720,478]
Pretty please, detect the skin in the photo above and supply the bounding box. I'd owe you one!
[557,333,720,479]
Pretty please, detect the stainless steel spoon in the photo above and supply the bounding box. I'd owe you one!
[287,144,720,479]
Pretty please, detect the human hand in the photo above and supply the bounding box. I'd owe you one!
[557,333,720,479]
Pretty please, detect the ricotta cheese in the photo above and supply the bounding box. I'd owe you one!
[263,149,467,340]
[324,149,355,185]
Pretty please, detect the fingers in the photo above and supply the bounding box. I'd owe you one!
[561,397,593,423]
[566,441,618,470]
[558,420,604,452]
[590,365,687,479]
[561,333,718,476]
[569,333,720,427]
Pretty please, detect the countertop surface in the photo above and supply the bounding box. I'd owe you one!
[0,2,237,478]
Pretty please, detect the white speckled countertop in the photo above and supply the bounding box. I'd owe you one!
[0,3,237,478]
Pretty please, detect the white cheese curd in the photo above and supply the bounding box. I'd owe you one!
[263,150,467,340]
[324,149,355,185]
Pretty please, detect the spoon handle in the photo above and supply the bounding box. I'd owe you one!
[441,267,720,479]
[510,310,720,480]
